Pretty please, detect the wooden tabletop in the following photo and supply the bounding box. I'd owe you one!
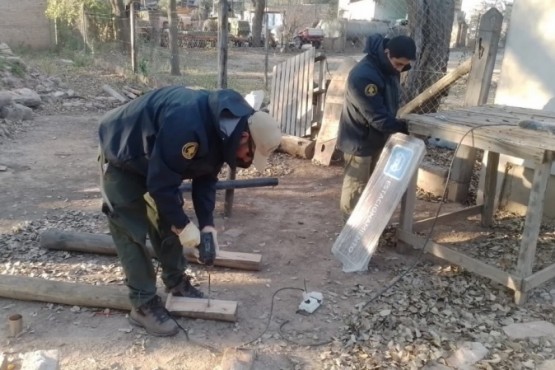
[404,105,555,161]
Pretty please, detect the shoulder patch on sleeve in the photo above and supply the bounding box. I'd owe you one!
[182,142,199,159]
[364,84,378,97]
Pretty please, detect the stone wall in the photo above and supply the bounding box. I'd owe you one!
[0,0,51,49]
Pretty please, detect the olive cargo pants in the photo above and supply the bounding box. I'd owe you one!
[101,165,186,308]
[340,153,379,221]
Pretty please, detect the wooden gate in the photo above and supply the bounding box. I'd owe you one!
[270,48,316,137]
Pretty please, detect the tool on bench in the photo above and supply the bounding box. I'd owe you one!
[199,230,217,306]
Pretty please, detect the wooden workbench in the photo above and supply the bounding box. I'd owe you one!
[398,104,555,304]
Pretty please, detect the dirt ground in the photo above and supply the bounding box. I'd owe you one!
[0,112,438,369]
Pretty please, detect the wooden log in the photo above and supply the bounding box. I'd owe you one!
[121,90,138,100]
[40,229,262,271]
[102,84,128,103]
[397,58,471,117]
[165,294,237,322]
[277,134,315,159]
[0,275,238,322]
[219,348,255,370]
[123,85,143,96]
[0,274,130,310]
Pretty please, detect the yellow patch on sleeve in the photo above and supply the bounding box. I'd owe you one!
[182,142,199,159]
[364,84,378,97]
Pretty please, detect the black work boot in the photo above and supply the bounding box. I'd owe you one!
[167,275,204,298]
[128,295,179,337]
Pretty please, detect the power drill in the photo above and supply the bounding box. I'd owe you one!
[198,231,216,267]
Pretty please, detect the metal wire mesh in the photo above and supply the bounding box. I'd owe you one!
[72,0,511,111]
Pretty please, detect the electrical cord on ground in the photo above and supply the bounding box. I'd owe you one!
[237,287,305,349]
[360,123,514,311]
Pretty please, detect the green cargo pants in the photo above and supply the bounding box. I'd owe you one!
[101,165,186,308]
[340,153,379,221]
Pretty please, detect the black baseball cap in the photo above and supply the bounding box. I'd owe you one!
[386,36,417,60]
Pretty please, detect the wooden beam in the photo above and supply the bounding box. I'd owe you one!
[397,229,522,291]
[102,84,128,103]
[412,204,483,232]
[40,229,262,271]
[219,348,256,370]
[0,275,238,322]
[278,134,315,159]
[165,294,237,322]
[398,59,471,117]
[312,58,356,166]
[515,151,554,304]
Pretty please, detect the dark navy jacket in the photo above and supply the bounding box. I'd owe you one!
[336,34,408,157]
[98,86,254,229]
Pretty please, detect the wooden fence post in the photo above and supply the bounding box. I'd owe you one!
[130,1,137,73]
[217,0,235,217]
[447,7,503,202]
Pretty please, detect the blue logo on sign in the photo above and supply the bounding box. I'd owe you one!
[384,146,413,181]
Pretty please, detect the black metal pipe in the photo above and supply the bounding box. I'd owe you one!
[179,177,279,192]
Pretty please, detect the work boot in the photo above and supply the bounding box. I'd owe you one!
[128,295,179,337]
[167,274,204,298]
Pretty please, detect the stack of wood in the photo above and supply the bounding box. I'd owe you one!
[102,84,145,104]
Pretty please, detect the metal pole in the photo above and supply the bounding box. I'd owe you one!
[180,178,279,192]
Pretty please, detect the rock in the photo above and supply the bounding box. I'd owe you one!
[0,43,13,55]
[0,91,13,108]
[223,228,243,238]
[502,321,555,339]
[1,103,33,121]
[422,364,452,370]
[538,359,555,370]
[58,59,74,65]
[19,349,59,370]
[0,353,6,370]
[446,342,488,370]
[10,88,41,108]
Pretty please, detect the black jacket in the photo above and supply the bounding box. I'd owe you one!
[336,34,408,157]
[99,86,254,229]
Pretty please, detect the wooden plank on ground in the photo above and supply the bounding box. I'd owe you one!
[102,84,128,103]
[220,348,255,370]
[165,294,237,322]
[40,229,262,271]
[312,58,356,166]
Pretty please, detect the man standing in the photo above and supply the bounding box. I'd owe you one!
[336,34,416,220]
[98,86,282,336]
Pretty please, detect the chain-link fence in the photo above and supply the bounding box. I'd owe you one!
[70,0,511,114]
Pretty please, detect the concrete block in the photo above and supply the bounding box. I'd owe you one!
[446,341,488,369]
[417,162,448,196]
[502,321,555,339]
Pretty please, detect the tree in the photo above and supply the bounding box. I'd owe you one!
[168,0,181,75]
[402,0,455,113]
[250,0,265,47]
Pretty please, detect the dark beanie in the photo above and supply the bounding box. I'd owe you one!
[386,35,417,60]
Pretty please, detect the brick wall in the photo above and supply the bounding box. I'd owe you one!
[0,0,51,49]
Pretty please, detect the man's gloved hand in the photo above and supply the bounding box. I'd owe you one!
[198,226,219,266]
[396,118,409,135]
[176,222,201,249]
